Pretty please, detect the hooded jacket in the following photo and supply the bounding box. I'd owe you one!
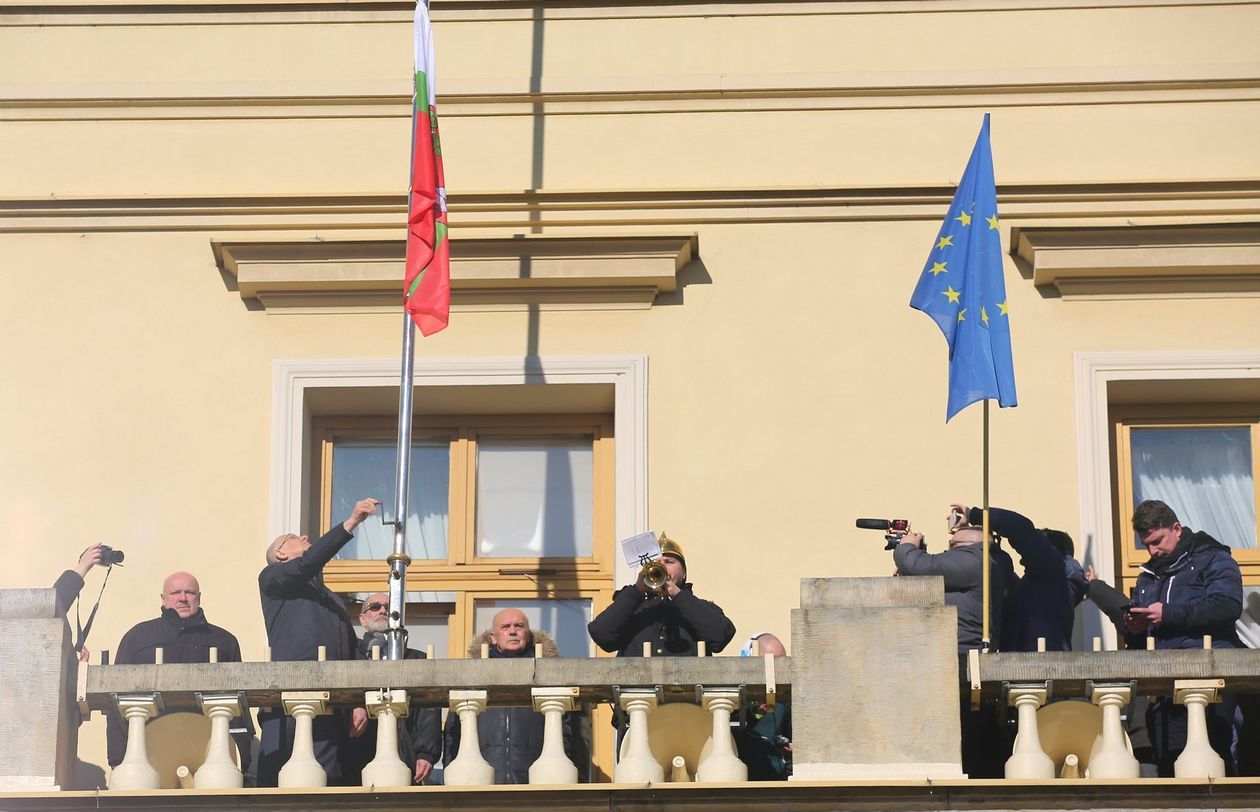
[441,629,582,784]
[587,582,736,657]
[1127,528,1243,650]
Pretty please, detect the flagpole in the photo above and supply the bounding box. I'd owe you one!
[980,399,991,653]
[384,307,417,662]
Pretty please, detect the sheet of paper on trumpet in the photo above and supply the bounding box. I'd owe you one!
[620,530,660,567]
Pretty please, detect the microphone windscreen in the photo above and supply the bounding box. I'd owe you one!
[855,518,892,530]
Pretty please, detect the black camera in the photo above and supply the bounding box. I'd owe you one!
[99,545,125,566]
[856,518,912,550]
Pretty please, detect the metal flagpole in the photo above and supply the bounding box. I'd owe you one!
[384,315,416,661]
[980,399,991,653]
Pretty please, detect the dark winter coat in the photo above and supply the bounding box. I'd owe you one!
[258,524,358,662]
[105,607,244,767]
[587,582,736,657]
[894,536,1013,653]
[1127,528,1243,650]
[441,630,582,784]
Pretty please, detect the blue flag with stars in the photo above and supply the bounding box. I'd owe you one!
[910,114,1017,421]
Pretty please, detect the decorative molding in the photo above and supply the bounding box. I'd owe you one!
[1014,223,1260,299]
[270,355,649,584]
[1073,349,1260,648]
[4,181,1260,234]
[215,235,695,312]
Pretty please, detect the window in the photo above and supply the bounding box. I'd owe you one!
[1113,406,1260,590]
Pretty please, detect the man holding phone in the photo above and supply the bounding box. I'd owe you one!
[1125,499,1243,775]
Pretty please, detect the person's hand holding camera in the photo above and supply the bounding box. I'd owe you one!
[74,544,103,579]
[899,531,926,551]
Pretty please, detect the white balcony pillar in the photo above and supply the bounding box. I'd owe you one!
[194,694,244,788]
[109,696,160,789]
[361,690,411,787]
[1173,680,1226,778]
[529,687,580,785]
[695,690,746,783]
[615,690,663,784]
[1087,685,1139,779]
[1003,686,1053,779]
[444,690,494,786]
[278,691,330,788]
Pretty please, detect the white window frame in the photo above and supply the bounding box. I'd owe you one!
[271,355,648,586]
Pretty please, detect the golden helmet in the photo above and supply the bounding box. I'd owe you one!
[658,533,685,565]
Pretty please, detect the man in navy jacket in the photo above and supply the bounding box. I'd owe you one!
[256,497,377,786]
[1124,499,1243,775]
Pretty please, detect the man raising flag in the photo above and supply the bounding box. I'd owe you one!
[404,0,450,336]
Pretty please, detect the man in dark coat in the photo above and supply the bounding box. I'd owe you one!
[587,536,736,658]
[105,572,248,771]
[443,609,583,784]
[256,497,377,786]
[1123,499,1243,775]
[339,592,442,785]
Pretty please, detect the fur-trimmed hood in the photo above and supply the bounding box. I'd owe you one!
[467,628,558,658]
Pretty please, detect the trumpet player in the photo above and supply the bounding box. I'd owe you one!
[588,536,735,657]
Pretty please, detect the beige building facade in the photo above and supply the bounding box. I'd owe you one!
[2,0,1259,778]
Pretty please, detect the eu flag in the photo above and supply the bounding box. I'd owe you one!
[910,114,1017,421]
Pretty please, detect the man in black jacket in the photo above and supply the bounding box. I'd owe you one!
[587,536,735,657]
[105,572,248,770]
[339,592,442,785]
[256,497,377,786]
[443,608,583,783]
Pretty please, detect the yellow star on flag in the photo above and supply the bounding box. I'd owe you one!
[929,261,947,276]
[937,234,954,249]
[955,211,972,227]
[980,307,989,325]
[986,214,999,230]
[998,300,1009,316]
[957,308,966,322]
[942,286,961,303]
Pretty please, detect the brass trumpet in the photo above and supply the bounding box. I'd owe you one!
[640,558,669,593]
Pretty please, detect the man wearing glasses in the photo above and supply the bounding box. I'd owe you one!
[339,592,442,785]
[257,497,379,786]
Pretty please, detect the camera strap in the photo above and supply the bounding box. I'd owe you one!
[74,565,113,654]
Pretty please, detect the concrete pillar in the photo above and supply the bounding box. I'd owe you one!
[194,694,244,788]
[109,696,160,790]
[444,690,494,786]
[529,687,579,785]
[790,577,965,780]
[1004,686,1054,779]
[1173,680,1226,779]
[1087,685,1139,779]
[278,691,329,788]
[361,689,411,788]
[615,690,663,784]
[695,690,746,783]
[0,588,78,790]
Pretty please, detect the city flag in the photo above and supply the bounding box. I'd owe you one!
[909,114,1017,421]
[403,0,450,336]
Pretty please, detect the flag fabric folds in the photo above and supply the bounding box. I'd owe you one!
[403,0,450,336]
[909,114,1017,421]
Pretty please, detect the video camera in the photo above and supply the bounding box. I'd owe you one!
[855,518,912,550]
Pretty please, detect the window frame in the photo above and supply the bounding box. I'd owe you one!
[1112,404,1260,591]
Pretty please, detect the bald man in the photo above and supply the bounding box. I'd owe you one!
[106,571,244,769]
[736,633,792,780]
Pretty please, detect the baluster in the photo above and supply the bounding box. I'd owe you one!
[109,695,160,789]
[444,690,495,786]
[1086,684,1139,779]
[695,690,746,782]
[529,687,580,785]
[194,694,244,788]
[1173,680,1226,778]
[278,691,330,788]
[1003,686,1054,779]
[361,690,411,787]
[615,690,663,784]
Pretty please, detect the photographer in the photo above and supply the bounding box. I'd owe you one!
[52,544,105,614]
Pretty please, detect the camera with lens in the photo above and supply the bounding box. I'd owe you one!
[855,518,913,549]
[99,545,125,566]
